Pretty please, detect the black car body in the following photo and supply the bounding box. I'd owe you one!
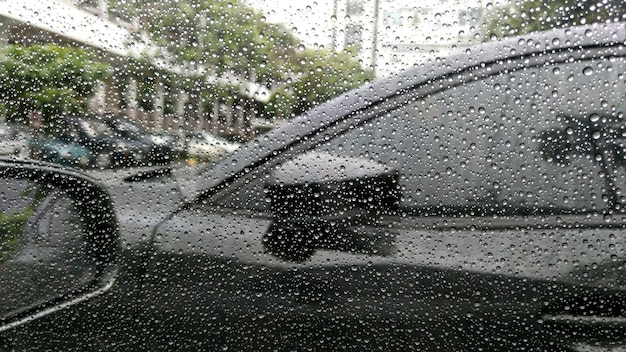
[0,24,625,351]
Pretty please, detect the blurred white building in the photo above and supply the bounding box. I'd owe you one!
[249,0,487,77]
[0,0,177,127]
[332,0,486,76]
[0,0,270,137]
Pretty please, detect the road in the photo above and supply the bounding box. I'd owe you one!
[80,161,208,244]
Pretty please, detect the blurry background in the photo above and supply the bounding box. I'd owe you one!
[0,0,623,166]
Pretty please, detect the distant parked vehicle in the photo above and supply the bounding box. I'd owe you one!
[29,138,92,168]
[56,116,147,168]
[156,130,186,160]
[0,124,29,159]
[102,115,175,164]
[186,131,240,161]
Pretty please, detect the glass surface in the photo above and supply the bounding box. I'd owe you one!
[0,178,96,318]
[0,0,625,350]
[317,58,626,215]
[219,56,626,215]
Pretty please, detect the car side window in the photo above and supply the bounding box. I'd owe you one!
[217,55,626,215]
[314,57,626,215]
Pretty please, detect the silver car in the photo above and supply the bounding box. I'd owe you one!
[0,124,29,159]
[186,131,241,161]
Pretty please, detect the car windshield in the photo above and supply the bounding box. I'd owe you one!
[1,1,625,351]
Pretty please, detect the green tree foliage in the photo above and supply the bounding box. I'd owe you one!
[110,0,373,120]
[0,209,31,265]
[484,0,626,38]
[0,45,110,126]
[267,49,375,118]
[0,182,46,265]
[110,0,299,85]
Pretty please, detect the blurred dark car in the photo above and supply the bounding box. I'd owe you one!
[28,137,92,168]
[56,116,147,168]
[0,24,625,352]
[102,115,175,164]
[158,130,187,159]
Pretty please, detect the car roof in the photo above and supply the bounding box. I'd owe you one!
[188,22,626,202]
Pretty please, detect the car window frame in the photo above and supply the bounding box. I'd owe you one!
[204,44,626,219]
[187,24,626,206]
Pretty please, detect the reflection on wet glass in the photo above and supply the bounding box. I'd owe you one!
[0,178,96,318]
[315,58,626,216]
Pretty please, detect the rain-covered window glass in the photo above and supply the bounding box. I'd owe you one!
[3,0,626,349]
[221,55,626,215]
[314,57,626,215]
[0,178,96,317]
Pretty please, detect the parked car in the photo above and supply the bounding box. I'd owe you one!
[103,115,175,164]
[158,129,187,159]
[0,24,625,351]
[0,124,29,159]
[186,131,241,161]
[56,116,148,168]
[28,138,92,168]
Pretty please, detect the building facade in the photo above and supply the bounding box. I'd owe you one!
[0,0,266,138]
[325,0,486,77]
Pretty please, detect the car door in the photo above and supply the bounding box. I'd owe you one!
[143,42,626,351]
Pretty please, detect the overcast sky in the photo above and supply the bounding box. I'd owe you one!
[245,0,336,49]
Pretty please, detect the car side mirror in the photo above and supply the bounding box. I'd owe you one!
[0,159,118,331]
[264,152,400,261]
